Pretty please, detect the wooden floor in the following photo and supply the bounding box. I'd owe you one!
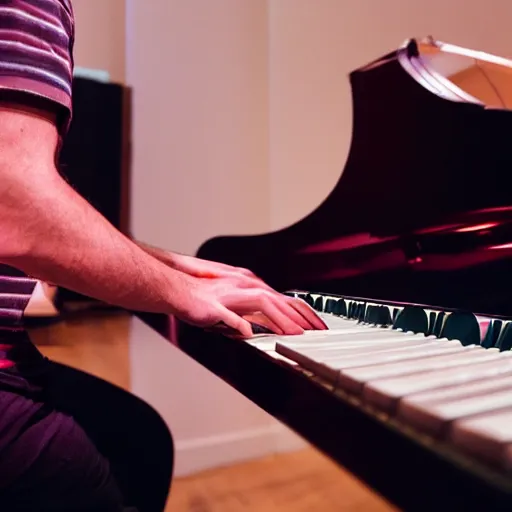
[30,309,132,391]
[166,448,396,512]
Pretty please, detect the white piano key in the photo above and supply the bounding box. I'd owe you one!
[339,345,485,393]
[249,324,417,355]
[276,337,421,350]
[277,334,430,354]
[330,339,460,365]
[280,339,463,384]
[274,331,415,346]
[275,337,434,372]
[363,351,512,412]
[275,327,413,342]
[398,382,512,437]
[288,338,448,362]
[321,317,362,329]
[246,339,279,352]
[450,408,512,470]
[398,373,512,416]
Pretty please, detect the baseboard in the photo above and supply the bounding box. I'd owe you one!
[174,422,307,477]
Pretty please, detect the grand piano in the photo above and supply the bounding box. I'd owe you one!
[6,36,512,511]
[145,37,512,511]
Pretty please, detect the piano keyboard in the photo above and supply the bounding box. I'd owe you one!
[248,291,512,477]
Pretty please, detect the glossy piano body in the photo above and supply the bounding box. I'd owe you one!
[156,38,512,511]
[197,38,512,319]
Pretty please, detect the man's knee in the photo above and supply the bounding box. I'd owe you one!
[0,393,133,511]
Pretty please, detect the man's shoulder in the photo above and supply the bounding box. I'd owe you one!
[57,0,75,20]
[0,0,75,132]
[3,0,75,28]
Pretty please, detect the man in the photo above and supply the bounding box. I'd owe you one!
[0,1,325,510]
[0,0,322,338]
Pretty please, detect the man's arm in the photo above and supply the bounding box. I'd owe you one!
[0,103,323,336]
[0,103,190,314]
[135,241,260,280]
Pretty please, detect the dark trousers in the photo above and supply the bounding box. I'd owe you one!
[0,359,174,511]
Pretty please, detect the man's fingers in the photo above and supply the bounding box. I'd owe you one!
[217,306,254,338]
[243,312,283,335]
[287,297,328,330]
[270,296,314,330]
[224,290,301,335]
[254,294,304,335]
[251,292,327,332]
[219,289,326,337]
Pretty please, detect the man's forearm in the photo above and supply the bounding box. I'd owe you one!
[0,99,323,338]
[0,164,189,315]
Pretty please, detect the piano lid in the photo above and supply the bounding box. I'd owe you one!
[197,37,512,318]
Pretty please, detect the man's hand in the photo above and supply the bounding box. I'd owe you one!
[171,271,327,338]
[168,252,259,280]
[136,241,267,284]
[0,104,327,338]
[135,242,328,336]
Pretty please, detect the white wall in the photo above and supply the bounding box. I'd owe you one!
[71,0,512,477]
[126,0,270,255]
[71,0,126,83]
[125,0,295,477]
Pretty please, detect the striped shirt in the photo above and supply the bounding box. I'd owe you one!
[0,0,74,132]
[0,0,74,345]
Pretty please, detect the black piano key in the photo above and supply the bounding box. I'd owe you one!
[351,301,362,320]
[393,306,428,334]
[481,319,502,349]
[356,303,363,320]
[427,311,437,336]
[378,306,392,327]
[364,305,377,324]
[497,323,512,352]
[337,299,347,317]
[313,296,324,312]
[370,306,379,325]
[365,305,390,326]
[304,294,315,307]
[357,303,367,322]
[325,298,336,314]
[440,312,480,347]
[250,322,276,335]
[354,302,362,320]
[432,311,445,338]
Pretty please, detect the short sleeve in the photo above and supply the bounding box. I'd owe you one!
[0,0,74,135]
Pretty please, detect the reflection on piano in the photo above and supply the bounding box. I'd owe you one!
[157,37,512,511]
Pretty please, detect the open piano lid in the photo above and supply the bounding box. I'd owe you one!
[197,37,512,319]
